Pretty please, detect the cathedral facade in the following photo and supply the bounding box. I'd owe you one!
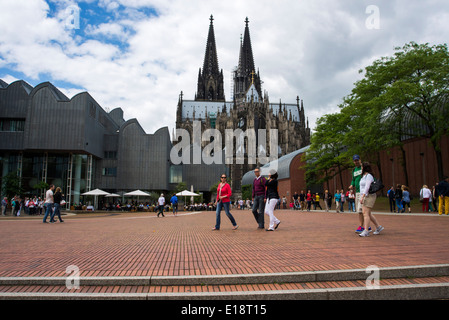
[175,16,311,195]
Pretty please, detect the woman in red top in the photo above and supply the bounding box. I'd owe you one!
[213,174,238,230]
[306,190,313,211]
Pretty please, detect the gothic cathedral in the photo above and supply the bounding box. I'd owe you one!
[175,15,311,195]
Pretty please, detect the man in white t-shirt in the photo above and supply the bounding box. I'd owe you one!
[157,194,165,217]
[43,185,55,223]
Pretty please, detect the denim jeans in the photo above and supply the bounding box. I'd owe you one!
[348,200,355,212]
[395,199,403,213]
[43,203,53,222]
[215,201,237,229]
[252,195,265,228]
[50,203,62,222]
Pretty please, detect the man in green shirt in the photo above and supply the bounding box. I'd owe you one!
[350,155,366,233]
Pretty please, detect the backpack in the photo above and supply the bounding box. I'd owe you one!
[369,178,384,194]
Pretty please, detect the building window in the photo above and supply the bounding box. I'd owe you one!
[169,165,183,184]
[0,118,25,132]
[104,151,117,159]
[102,167,117,176]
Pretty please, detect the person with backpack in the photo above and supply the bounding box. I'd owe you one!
[351,155,365,233]
[359,162,384,237]
[394,184,403,213]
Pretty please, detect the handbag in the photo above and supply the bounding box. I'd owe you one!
[369,178,384,194]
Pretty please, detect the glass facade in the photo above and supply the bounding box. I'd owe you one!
[169,165,183,184]
[0,152,95,205]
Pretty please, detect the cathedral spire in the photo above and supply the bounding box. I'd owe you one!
[202,15,219,77]
[233,17,261,101]
[240,17,256,75]
[196,15,225,101]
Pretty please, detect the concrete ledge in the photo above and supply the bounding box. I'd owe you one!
[1,283,448,300]
[1,264,448,287]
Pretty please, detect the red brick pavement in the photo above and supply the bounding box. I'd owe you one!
[0,210,448,278]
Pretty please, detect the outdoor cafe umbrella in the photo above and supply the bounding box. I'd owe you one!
[81,188,110,209]
[176,190,200,205]
[105,193,120,197]
[124,190,151,202]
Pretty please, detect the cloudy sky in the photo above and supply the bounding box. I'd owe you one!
[1,0,448,135]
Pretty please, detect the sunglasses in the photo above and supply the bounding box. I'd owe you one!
[221,176,227,179]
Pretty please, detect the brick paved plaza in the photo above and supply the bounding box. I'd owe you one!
[1,209,448,279]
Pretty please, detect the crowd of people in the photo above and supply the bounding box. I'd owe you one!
[2,154,448,233]
[1,186,66,222]
[1,195,45,217]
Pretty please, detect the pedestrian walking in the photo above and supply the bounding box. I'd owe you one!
[314,193,323,210]
[387,186,396,212]
[350,155,365,233]
[347,187,356,212]
[432,185,438,212]
[157,194,165,217]
[420,185,432,212]
[264,170,281,231]
[436,176,449,215]
[50,187,64,223]
[282,196,287,209]
[334,191,341,213]
[401,185,411,213]
[1,197,7,216]
[340,189,345,212]
[251,167,266,229]
[212,174,238,230]
[306,190,313,211]
[394,184,403,213]
[324,190,331,212]
[359,162,384,237]
[170,193,178,216]
[299,190,306,211]
[43,185,55,223]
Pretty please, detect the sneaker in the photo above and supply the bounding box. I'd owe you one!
[355,226,363,233]
[373,225,384,235]
[359,229,370,237]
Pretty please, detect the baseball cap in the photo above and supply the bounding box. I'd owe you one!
[353,155,360,161]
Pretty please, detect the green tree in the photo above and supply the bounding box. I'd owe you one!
[2,171,24,200]
[174,182,187,194]
[306,42,449,186]
[305,112,351,190]
[350,42,449,180]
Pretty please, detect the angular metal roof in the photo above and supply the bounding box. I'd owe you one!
[241,145,310,185]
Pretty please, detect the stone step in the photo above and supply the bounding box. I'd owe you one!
[0,264,448,300]
[1,264,448,286]
[1,279,448,300]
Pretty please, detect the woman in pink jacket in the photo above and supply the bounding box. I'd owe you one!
[212,174,239,230]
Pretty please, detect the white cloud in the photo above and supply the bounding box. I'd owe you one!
[0,0,448,135]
